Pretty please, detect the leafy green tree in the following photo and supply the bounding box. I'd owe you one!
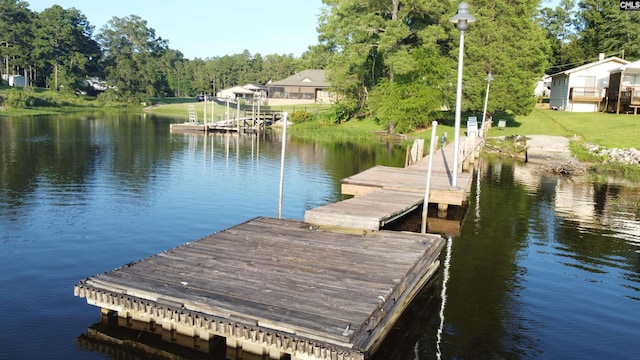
[33,5,99,91]
[184,57,209,96]
[461,0,549,115]
[184,51,303,97]
[537,0,585,73]
[299,44,333,70]
[262,53,299,83]
[0,0,34,84]
[575,0,607,59]
[98,15,170,101]
[161,49,189,97]
[369,47,454,132]
[318,0,451,122]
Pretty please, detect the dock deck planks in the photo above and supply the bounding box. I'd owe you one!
[304,189,425,230]
[305,137,482,231]
[342,136,481,201]
[75,217,444,360]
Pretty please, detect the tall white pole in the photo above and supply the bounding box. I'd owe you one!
[236,98,241,133]
[278,112,288,219]
[257,93,261,129]
[211,83,215,122]
[421,121,438,234]
[451,29,465,188]
[481,73,492,137]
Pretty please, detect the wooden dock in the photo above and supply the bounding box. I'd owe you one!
[170,119,270,133]
[73,133,483,359]
[305,136,483,231]
[75,217,445,360]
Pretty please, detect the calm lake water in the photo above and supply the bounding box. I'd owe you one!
[1,113,638,359]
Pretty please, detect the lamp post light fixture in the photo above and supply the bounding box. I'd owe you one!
[481,72,493,137]
[449,2,475,188]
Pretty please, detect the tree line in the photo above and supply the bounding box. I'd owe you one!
[1,0,637,132]
[0,0,318,103]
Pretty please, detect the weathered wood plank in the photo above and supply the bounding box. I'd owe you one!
[305,189,425,230]
[339,136,481,206]
[76,217,445,358]
[85,273,360,344]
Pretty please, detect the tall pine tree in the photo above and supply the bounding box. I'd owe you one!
[576,0,640,60]
[460,0,549,115]
[318,0,454,131]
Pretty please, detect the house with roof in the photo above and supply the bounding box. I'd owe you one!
[549,54,629,112]
[534,75,551,98]
[216,85,258,101]
[266,70,333,105]
[604,59,640,114]
[243,83,268,100]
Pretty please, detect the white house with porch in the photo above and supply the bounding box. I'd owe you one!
[549,54,628,112]
[605,59,640,114]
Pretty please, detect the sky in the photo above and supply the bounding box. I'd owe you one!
[26,0,325,59]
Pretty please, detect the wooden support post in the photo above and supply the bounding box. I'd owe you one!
[438,203,448,218]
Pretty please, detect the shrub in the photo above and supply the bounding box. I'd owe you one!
[97,89,120,105]
[5,88,30,108]
[290,110,313,123]
[315,111,339,126]
[330,99,359,123]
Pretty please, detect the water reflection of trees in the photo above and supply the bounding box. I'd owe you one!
[444,160,540,359]
[442,159,640,359]
[0,114,407,221]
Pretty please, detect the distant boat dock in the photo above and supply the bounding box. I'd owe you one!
[75,129,483,359]
[169,103,281,133]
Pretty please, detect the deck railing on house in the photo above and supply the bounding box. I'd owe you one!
[569,87,606,101]
[620,86,640,105]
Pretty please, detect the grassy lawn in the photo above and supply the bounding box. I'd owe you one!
[290,116,389,143]
[490,108,640,149]
[0,86,132,116]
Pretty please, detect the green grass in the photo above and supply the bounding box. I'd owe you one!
[0,86,132,116]
[489,108,640,148]
[489,108,640,182]
[289,116,387,143]
[287,106,640,181]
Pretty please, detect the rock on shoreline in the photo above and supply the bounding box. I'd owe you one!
[586,144,640,166]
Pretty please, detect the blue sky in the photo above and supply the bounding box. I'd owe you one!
[27,0,324,59]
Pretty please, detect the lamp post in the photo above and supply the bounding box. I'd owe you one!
[481,72,492,137]
[449,2,475,188]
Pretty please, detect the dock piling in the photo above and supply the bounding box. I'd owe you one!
[421,121,438,234]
